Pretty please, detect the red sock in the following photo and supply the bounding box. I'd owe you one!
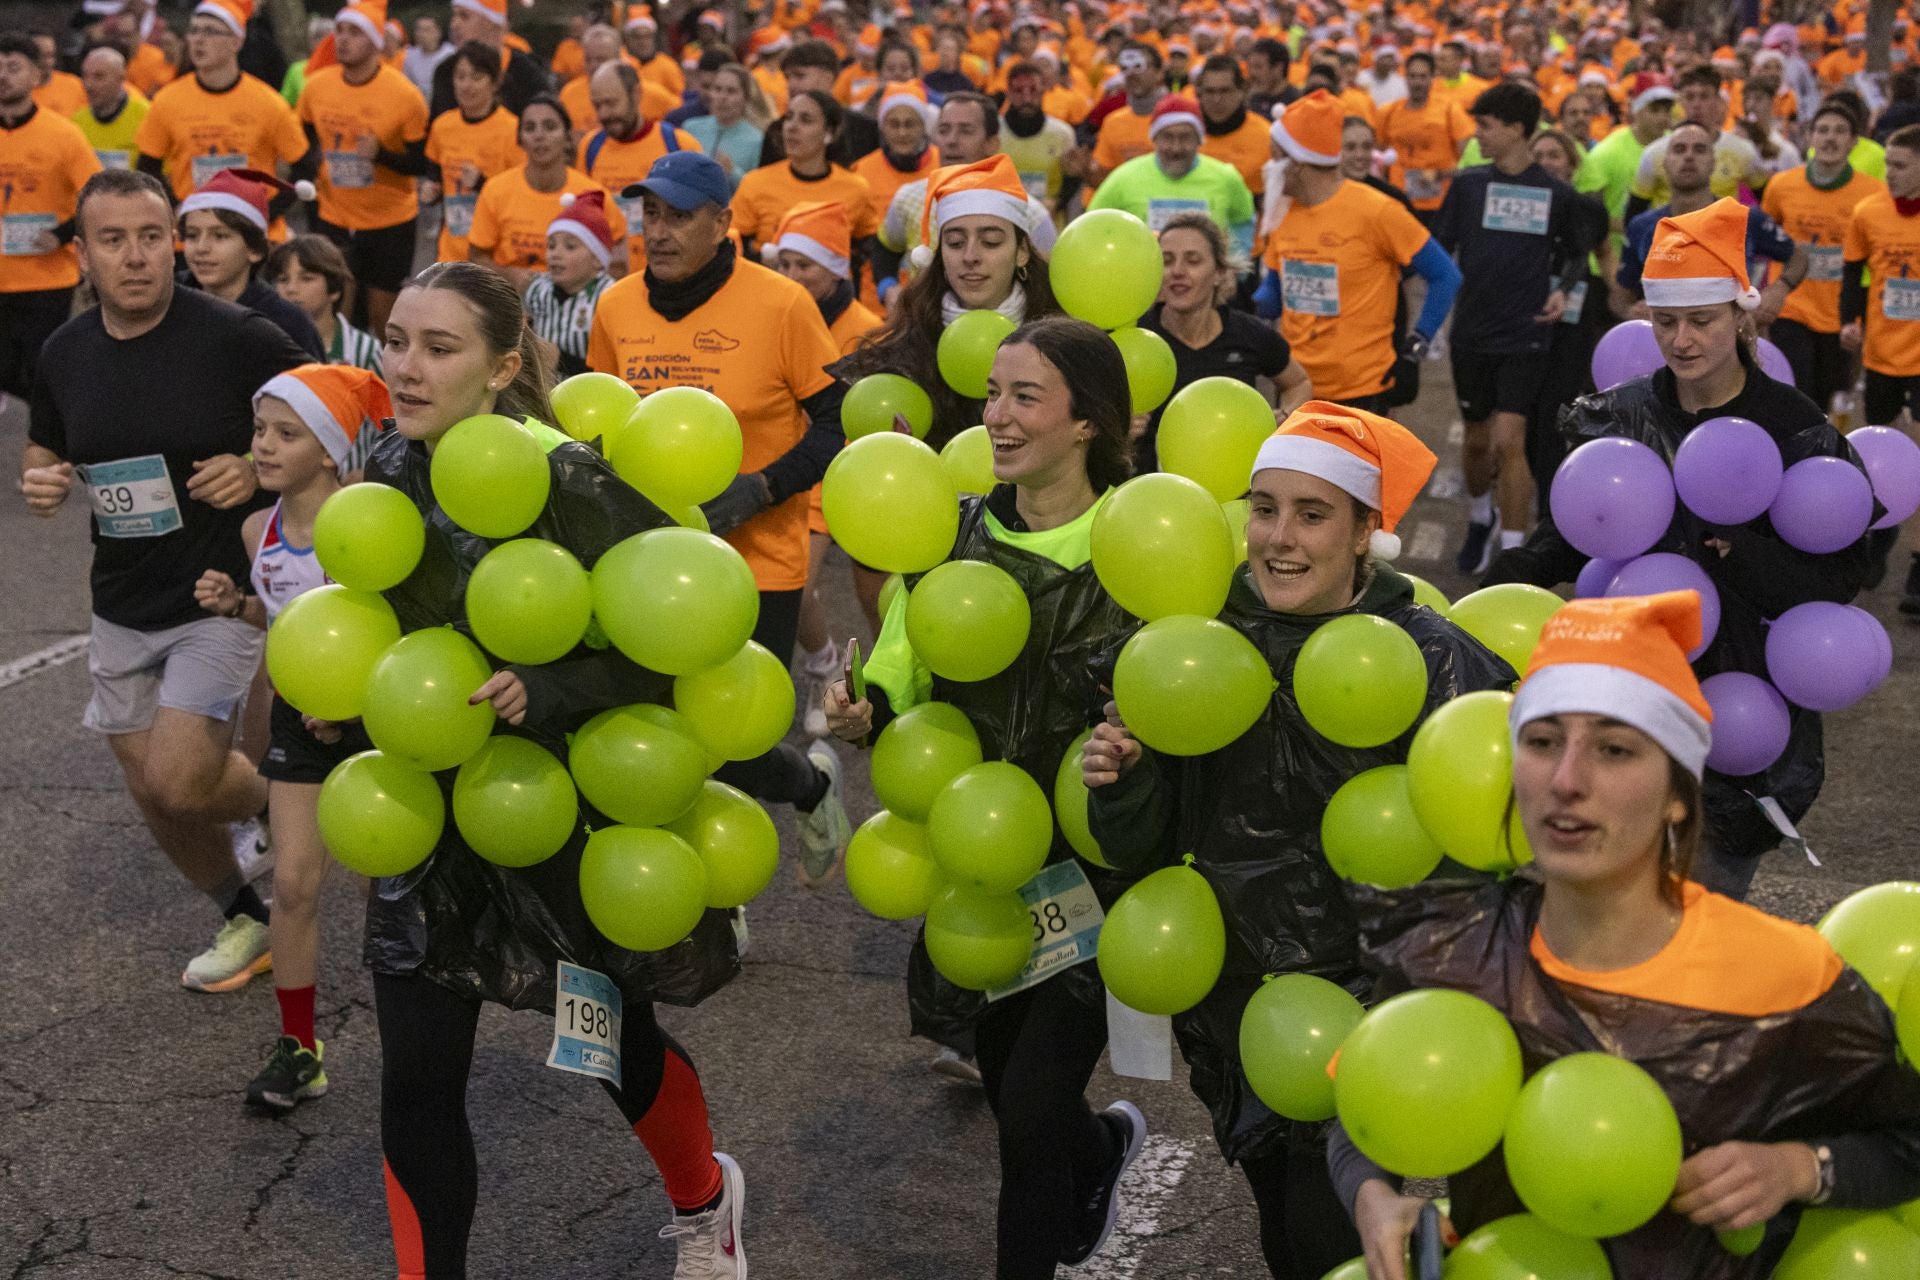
[276,985,317,1050]
[632,1050,722,1211]
[383,1160,428,1280]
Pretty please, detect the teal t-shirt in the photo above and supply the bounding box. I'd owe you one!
[1086,152,1256,240]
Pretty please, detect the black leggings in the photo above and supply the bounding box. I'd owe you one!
[712,586,827,808]
[1241,1141,1364,1280]
[974,976,1118,1280]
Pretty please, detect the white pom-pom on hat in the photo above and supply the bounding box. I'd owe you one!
[560,191,577,208]
[1369,529,1402,561]
[909,243,934,272]
[293,179,316,201]
[760,241,782,265]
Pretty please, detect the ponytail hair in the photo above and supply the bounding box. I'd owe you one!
[406,261,555,424]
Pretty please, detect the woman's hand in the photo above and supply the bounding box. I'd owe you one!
[470,670,528,725]
[1353,1179,1448,1280]
[194,569,244,617]
[1670,1141,1821,1233]
[822,678,872,742]
[1082,701,1140,787]
[303,715,345,745]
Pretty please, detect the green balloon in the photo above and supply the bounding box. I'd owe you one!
[1443,1215,1611,1280]
[1099,859,1227,1015]
[361,627,497,772]
[1504,1052,1683,1238]
[568,703,708,827]
[845,810,945,919]
[844,372,934,439]
[1222,498,1250,563]
[1050,209,1163,329]
[465,538,593,665]
[1819,882,1920,1004]
[1239,973,1364,1121]
[926,761,1052,893]
[871,701,983,820]
[1404,572,1452,616]
[317,750,444,877]
[610,385,744,507]
[590,527,760,675]
[878,572,906,617]
[938,309,1018,398]
[1053,730,1113,870]
[1898,963,1920,1067]
[1320,1262,1369,1280]
[550,371,638,445]
[1894,1196,1920,1237]
[1111,324,1178,414]
[578,825,710,952]
[672,641,795,762]
[265,583,400,721]
[1775,1210,1920,1279]
[1334,988,1523,1178]
[905,560,1032,683]
[940,425,997,495]
[1719,1224,1766,1257]
[312,482,424,592]
[451,736,578,868]
[1159,377,1276,501]
[925,884,1032,990]
[1448,584,1563,675]
[666,780,779,908]
[1294,614,1430,748]
[1321,765,1444,888]
[1091,472,1236,622]
[1113,615,1277,756]
[822,433,960,574]
[429,413,551,538]
[1406,691,1532,873]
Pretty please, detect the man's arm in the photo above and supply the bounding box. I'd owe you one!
[19,442,74,516]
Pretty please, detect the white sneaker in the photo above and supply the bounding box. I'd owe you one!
[930,1045,983,1085]
[181,915,272,993]
[659,1151,745,1279]
[729,905,750,958]
[795,741,850,887]
[232,816,274,884]
[798,641,839,739]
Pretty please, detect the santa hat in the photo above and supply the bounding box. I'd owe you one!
[550,189,615,268]
[180,167,313,232]
[910,155,1030,271]
[1626,72,1675,113]
[877,79,934,128]
[192,0,250,37]
[1149,94,1204,140]
[252,365,393,472]
[625,11,658,30]
[451,0,506,26]
[1250,400,1438,561]
[1642,197,1760,311]
[766,200,853,278]
[1270,89,1344,166]
[856,23,882,53]
[334,0,386,46]
[1511,592,1714,779]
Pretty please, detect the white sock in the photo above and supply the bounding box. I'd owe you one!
[1468,492,1494,524]
[1499,529,1526,549]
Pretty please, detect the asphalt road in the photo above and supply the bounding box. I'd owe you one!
[3,349,1918,1280]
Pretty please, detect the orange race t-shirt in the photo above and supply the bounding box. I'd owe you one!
[297,63,429,231]
[1201,113,1272,195]
[578,121,704,263]
[425,105,524,261]
[468,164,628,270]
[1763,163,1884,334]
[1092,104,1154,181]
[1844,189,1920,376]
[552,36,586,83]
[0,107,102,293]
[136,72,309,200]
[32,72,88,118]
[1377,94,1475,211]
[587,258,839,590]
[732,161,877,255]
[125,43,175,98]
[636,51,686,98]
[1044,84,1091,126]
[1263,178,1432,401]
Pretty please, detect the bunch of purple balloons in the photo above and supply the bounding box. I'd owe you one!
[1590,319,1796,391]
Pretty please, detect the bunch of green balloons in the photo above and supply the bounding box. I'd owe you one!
[1448,583,1563,675]
[1502,1052,1683,1238]
[1112,616,1276,756]
[312,482,424,591]
[938,310,1017,398]
[1157,378,1275,502]
[609,385,744,508]
[1097,856,1226,1015]
[550,371,638,445]
[1293,614,1429,748]
[1239,973,1364,1121]
[1048,209,1162,330]
[430,414,551,538]
[821,433,960,574]
[843,373,933,440]
[905,560,1031,682]
[1406,690,1532,873]
[1090,472,1236,621]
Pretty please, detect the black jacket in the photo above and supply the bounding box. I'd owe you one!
[430,45,552,120]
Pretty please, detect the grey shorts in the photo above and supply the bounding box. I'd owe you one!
[82,613,265,736]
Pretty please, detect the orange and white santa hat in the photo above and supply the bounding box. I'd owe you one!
[253,365,393,472]
[910,154,1032,271]
[877,79,934,128]
[550,189,615,268]
[624,10,658,30]
[1250,400,1438,561]
[1641,197,1761,311]
[180,167,314,231]
[1270,88,1344,166]
[452,0,506,25]
[334,0,387,46]
[1511,592,1714,779]
[767,200,853,279]
[192,0,250,37]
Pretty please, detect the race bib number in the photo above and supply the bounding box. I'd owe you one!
[1019,170,1050,201]
[443,193,477,238]
[1482,182,1551,235]
[325,149,375,190]
[1805,244,1843,283]
[1147,197,1209,232]
[1281,259,1340,316]
[0,213,56,257]
[547,961,622,1086]
[615,192,646,234]
[986,861,1105,1003]
[1405,169,1444,202]
[1561,279,1588,325]
[94,148,131,171]
[1884,277,1920,322]
[191,151,246,189]
[78,454,181,538]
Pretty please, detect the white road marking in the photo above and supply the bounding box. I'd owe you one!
[1425,468,1463,501]
[1079,1135,1200,1278]
[1446,420,1464,447]
[0,635,88,693]
[1405,522,1446,564]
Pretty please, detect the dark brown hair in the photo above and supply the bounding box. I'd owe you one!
[267,233,354,316]
[405,261,554,423]
[1000,316,1132,493]
[179,205,268,273]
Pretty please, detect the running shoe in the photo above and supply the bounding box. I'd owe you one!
[181,916,272,993]
[795,741,851,887]
[1903,555,1920,617]
[246,1035,328,1112]
[799,640,839,739]
[659,1152,745,1279]
[930,1045,983,1085]
[1060,1100,1147,1267]
[1455,520,1495,576]
[232,816,274,884]
[729,905,750,958]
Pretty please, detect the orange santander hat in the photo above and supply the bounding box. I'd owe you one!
[1511,592,1713,778]
[910,154,1031,271]
[192,0,252,37]
[450,0,507,25]
[769,200,854,278]
[253,365,393,472]
[334,0,387,46]
[1270,88,1344,165]
[1641,197,1760,311]
[1250,399,1438,561]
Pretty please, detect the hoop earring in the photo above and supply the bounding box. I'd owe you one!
[1015,262,1029,283]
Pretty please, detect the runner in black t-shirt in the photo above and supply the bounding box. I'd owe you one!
[20,169,307,995]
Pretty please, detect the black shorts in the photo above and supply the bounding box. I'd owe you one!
[0,287,75,401]
[1864,370,1920,426]
[1768,318,1851,410]
[259,694,370,785]
[1452,348,1552,422]
[313,215,418,294]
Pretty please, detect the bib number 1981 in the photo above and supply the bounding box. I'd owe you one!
[547,961,623,1087]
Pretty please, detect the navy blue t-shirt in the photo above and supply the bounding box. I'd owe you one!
[1617,202,1797,297]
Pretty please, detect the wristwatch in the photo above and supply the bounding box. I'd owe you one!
[1809,1143,1836,1205]
[1404,333,1429,361]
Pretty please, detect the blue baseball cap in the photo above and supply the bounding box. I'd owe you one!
[624,152,732,212]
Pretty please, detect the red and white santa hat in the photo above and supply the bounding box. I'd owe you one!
[910,154,1031,271]
[550,189,616,269]
[1270,88,1344,166]
[192,0,251,37]
[180,167,314,231]
[1250,400,1438,561]
[253,364,393,471]
[766,200,853,278]
[334,0,387,46]
[1641,197,1760,311]
[1149,94,1204,140]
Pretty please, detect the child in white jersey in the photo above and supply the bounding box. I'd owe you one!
[524,189,617,379]
[193,363,390,1113]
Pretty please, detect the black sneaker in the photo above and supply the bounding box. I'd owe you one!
[1060,1100,1146,1267]
[246,1035,327,1113]
[1902,555,1920,617]
[1455,520,1495,575]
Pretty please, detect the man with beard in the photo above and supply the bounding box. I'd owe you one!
[998,61,1080,220]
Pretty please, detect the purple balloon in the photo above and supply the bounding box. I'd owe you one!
[1701,672,1791,776]
[1672,416,1783,525]
[1574,557,1625,598]
[1765,602,1881,711]
[1591,320,1664,389]
[1550,437,1677,561]
[1606,553,1720,658]
[1848,605,1894,693]
[1756,338,1795,386]
[1847,426,1920,529]
[1769,456,1874,554]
